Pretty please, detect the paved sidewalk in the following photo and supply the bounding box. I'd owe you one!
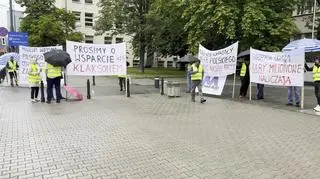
[0,86,320,179]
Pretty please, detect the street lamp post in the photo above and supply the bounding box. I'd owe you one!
[312,0,317,39]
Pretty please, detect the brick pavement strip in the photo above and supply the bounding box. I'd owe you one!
[0,86,320,178]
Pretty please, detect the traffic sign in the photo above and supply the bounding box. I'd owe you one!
[8,32,28,46]
[0,27,8,36]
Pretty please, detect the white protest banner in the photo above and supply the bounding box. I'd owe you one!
[19,45,63,86]
[66,40,126,76]
[198,42,238,95]
[201,75,227,95]
[250,48,305,86]
[199,41,238,76]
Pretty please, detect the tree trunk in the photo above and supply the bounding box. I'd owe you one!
[139,34,145,73]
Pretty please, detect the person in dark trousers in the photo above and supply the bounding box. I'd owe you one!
[118,61,130,91]
[6,56,19,87]
[305,58,320,111]
[190,59,206,103]
[239,60,250,97]
[45,63,63,104]
[28,58,41,103]
[257,83,264,99]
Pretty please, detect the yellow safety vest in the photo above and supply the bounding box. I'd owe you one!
[28,64,41,84]
[118,75,126,78]
[240,63,247,77]
[8,60,17,72]
[46,63,62,79]
[187,63,192,71]
[313,65,320,82]
[191,64,203,81]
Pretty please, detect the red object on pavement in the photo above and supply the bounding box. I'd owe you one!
[64,85,83,100]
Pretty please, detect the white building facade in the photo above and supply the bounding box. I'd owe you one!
[55,0,177,68]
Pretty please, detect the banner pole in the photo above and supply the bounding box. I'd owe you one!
[232,73,236,98]
[64,69,68,100]
[249,82,252,101]
[301,86,304,109]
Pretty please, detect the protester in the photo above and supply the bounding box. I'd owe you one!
[239,60,250,98]
[190,59,206,103]
[287,86,301,107]
[118,61,130,91]
[305,58,320,111]
[45,63,63,104]
[186,62,193,93]
[28,58,41,103]
[257,83,264,99]
[6,56,19,87]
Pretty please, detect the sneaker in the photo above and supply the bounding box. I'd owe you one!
[31,99,36,103]
[56,100,60,103]
[200,99,207,103]
[286,103,293,106]
[314,105,320,111]
[296,103,300,107]
[46,101,51,104]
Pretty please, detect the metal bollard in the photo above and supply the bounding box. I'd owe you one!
[87,79,91,99]
[92,76,96,86]
[40,80,45,103]
[161,77,164,95]
[126,78,130,97]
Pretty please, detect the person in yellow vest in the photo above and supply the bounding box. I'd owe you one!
[28,58,41,103]
[6,56,19,87]
[305,57,320,111]
[118,74,126,91]
[190,59,206,103]
[186,62,193,93]
[239,60,250,98]
[44,63,63,104]
[118,61,130,91]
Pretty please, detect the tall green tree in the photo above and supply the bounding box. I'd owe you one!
[183,0,298,53]
[17,0,83,47]
[95,0,152,72]
[145,0,188,57]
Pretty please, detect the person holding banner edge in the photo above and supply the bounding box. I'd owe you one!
[239,59,250,98]
[305,57,320,111]
[118,62,130,91]
[27,58,41,103]
[6,56,19,87]
[286,86,301,107]
[190,59,206,103]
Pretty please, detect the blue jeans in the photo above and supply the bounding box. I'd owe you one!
[288,86,301,104]
[257,83,264,99]
[187,72,192,92]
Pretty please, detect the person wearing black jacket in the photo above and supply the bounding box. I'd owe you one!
[239,60,250,97]
[305,58,320,111]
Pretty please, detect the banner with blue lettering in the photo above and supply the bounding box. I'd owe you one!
[19,45,63,86]
[198,42,239,95]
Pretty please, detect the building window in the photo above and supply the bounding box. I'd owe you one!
[85,35,94,43]
[85,0,93,4]
[167,61,173,68]
[72,11,81,22]
[85,13,93,27]
[72,0,80,2]
[104,37,112,44]
[116,37,123,43]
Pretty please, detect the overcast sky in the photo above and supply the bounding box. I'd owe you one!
[0,0,24,30]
